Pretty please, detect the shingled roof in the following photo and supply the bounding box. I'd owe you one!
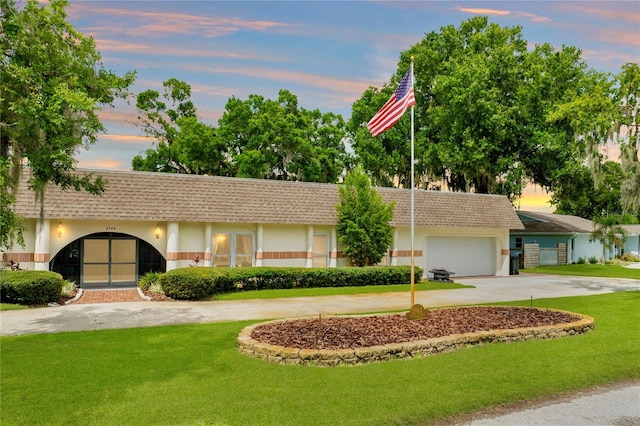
[513,211,594,233]
[13,169,523,229]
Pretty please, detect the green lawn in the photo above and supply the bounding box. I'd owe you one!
[522,263,640,279]
[213,281,471,300]
[0,303,28,311]
[2,291,639,425]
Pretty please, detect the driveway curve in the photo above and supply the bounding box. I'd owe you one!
[1,273,638,336]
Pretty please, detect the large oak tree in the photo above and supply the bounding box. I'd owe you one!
[0,0,135,250]
[349,17,603,203]
[135,84,350,184]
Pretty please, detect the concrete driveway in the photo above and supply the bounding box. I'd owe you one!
[1,273,638,336]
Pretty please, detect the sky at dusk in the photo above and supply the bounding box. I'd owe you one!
[64,1,640,212]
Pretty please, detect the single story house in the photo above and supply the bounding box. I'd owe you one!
[621,225,640,256]
[511,211,614,266]
[4,169,524,289]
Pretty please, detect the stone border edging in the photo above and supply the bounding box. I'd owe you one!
[64,289,83,305]
[237,308,595,367]
[137,287,153,301]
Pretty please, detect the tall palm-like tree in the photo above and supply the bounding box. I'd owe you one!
[591,215,629,263]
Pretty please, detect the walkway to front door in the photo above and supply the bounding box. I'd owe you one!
[75,289,145,304]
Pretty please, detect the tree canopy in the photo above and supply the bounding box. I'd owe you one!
[132,78,230,175]
[134,84,350,183]
[132,17,636,218]
[0,0,135,250]
[548,62,640,219]
[551,161,638,223]
[348,17,607,203]
[615,63,640,216]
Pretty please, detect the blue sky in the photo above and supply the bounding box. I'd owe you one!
[67,0,639,209]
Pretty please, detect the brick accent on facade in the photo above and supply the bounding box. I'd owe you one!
[2,252,35,262]
[166,252,206,262]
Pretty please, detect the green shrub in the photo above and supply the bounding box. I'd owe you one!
[0,270,64,305]
[159,268,227,300]
[620,253,640,262]
[138,271,162,290]
[588,256,599,264]
[159,266,423,300]
[576,257,586,264]
[148,282,164,295]
[61,280,77,297]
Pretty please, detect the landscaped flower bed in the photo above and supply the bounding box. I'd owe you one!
[238,306,594,366]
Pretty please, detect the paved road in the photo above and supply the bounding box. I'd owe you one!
[1,273,639,425]
[1,274,639,336]
[463,382,640,426]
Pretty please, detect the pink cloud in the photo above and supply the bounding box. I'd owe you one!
[197,109,225,126]
[98,134,157,145]
[592,28,640,47]
[457,7,511,16]
[516,12,551,23]
[185,64,371,100]
[455,7,550,22]
[94,39,148,52]
[94,38,272,61]
[556,3,640,23]
[69,4,292,38]
[581,48,640,70]
[77,157,124,170]
[96,109,138,124]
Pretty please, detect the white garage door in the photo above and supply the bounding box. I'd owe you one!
[426,237,495,277]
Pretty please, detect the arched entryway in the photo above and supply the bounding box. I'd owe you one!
[50,232,166,289]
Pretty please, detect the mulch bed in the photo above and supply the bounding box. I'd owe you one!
[141,289,173,302]
[250,307,580,350]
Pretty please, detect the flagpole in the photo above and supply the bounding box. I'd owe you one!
[410,57,415,307]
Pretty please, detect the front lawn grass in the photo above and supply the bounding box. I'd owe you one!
[522,263,640,279]
[1,291,639,425]
[213,281,472,300]
[0,303,28,311]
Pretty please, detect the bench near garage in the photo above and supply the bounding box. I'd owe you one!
[429,268,455,282]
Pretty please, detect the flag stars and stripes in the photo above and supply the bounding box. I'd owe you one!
[367,65,416,137]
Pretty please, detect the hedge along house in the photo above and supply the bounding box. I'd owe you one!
[5,169,523,289]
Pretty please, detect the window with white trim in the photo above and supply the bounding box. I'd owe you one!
[213,233,254,267]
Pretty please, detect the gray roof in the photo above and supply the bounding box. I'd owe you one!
[14,169,524,229]
[514,211,594,234]
[621,225,640,235]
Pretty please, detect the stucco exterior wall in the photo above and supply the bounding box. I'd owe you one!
[262,225,306,252]
[2,219,165,271]
[623,234,640,255]
[2,218,514,279]
[572,234,608,262]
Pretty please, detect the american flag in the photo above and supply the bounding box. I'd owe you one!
[367,66,416,137]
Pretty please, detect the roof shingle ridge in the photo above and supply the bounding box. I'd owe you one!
[73,168,514,200]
